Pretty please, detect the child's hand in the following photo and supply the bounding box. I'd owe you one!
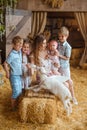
[45,55,49,59]
[47,72,53,77]
[26,63,31,69]
[54,62,60,68]
[54,63,58,67]
[55,51,59,57]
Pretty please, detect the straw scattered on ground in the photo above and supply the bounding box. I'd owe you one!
[0,65,87,130]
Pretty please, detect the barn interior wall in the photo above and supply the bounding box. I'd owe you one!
[6,10,32,57]
[17,0,87,12]
[5,0,87,66]
[45,12,84,48]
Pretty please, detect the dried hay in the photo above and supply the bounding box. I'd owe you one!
[0,65,87,130]
[71,48,84,60]
[43,30,51,42]
[24,89,56,99]
[0,65,11,88]
[81,63,87,69]
[19,90,57,124]
[0,65,5,76]
[70,48,84,66]
[44,0,64,8]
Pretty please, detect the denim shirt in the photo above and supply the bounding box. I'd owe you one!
[57,41,72,68]
[6,50,22,75]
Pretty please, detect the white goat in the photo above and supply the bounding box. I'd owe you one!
[29,67,72,116]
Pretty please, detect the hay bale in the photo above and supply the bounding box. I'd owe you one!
[81,63,87,69]
[24,89,56,99]
[19,90,57,124]
[71,48,84,60]
[70,48,84,66]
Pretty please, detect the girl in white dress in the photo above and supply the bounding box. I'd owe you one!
[48,40,60,75]
[22,40,31,89]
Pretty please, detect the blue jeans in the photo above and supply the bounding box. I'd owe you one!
[10,75,22,99]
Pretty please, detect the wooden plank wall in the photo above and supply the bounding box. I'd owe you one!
[6,9,32,58]
[17,0,87,12]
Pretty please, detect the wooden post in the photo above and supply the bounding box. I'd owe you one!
[0,8,6,64]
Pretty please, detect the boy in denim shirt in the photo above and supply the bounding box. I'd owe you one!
[4,36,23,110]
[58,26,78,105]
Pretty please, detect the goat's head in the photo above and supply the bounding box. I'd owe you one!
[29,63,47,77]
[37,66,47,75]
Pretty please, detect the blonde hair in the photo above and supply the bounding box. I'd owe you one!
[12,36,22,45]
[58,26,69,36]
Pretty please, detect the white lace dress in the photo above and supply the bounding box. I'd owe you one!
[39,58,69,83]
[22,55,31,89]
[49,55,60,73]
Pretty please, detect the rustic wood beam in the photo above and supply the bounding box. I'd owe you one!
[17,0,87,12]
[6,8,32,16]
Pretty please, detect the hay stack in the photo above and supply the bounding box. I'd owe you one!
[81,63,87,69]
[0,65,5,86]
[70,48,84,66]
[19,90,57,124]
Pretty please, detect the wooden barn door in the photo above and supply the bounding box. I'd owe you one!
[6,9,32,57]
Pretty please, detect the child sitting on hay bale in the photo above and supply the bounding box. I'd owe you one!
[47,39,60,75]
